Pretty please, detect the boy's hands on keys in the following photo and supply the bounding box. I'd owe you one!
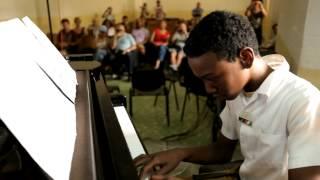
[133,148,187,180]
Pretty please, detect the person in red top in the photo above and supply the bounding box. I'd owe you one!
[150,20,170,69]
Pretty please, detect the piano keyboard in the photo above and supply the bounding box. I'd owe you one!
[113,106,146,159]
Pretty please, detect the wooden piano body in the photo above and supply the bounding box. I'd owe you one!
[71,70,141,180]
[0,69,143,180]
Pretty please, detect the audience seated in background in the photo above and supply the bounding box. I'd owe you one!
[135,11,320,180]
[132,18,150,47]
[140,2,150,19]
[102,6,115,23]
[121,15,132,33]
[245,0,268,45]
[154,0,166,20]
[169,21,189,71]
[79,28,97,53]
[57,18,75,55]
[150,20,170,69]
[136,42,158,67]
[88,17,101,39]
[187,17,200,32]
[94,25,109,62]
[102,19,116,38]
[71,17,85,53]
[111,23,137,78]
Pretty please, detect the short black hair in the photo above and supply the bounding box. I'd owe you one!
[61,18,70,24]
[184,11,259,61]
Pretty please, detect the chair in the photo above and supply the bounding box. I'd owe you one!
[154,68,180,110]
[178,58,207,122]
[129,65,170,126]
[166,69,180,110]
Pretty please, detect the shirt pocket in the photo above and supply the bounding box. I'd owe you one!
[240,125,286,168]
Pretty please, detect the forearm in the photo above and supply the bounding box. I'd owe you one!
[124,45,137,53]
[261,7,268,16]
[181,144,232,165]
[128,44,137,51]
[182,132,238,165]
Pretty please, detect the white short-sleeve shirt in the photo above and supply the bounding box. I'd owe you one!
[220,56,320,180]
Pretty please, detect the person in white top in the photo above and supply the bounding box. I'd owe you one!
[102,6,115,22]
[134,11,320,180]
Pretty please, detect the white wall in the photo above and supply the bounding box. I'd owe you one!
[300,0,320,69]
[276,0,309,71]
[142,0,251,19]
[0,0,37,21]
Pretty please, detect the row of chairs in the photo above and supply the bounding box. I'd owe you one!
[128,57,208,127]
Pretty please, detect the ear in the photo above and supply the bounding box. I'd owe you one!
[239,47,254,69]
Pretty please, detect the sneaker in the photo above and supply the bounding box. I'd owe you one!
[112,74,118,79]
[170,64,178,71]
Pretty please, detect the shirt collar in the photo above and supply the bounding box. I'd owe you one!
[255,54,290,99]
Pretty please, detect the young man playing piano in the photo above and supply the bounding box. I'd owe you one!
[134,11,320,180]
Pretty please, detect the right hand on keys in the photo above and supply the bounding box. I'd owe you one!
[133,148,186,179]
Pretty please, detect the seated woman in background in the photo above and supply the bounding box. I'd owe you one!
[150,20,170,69]
[94,25,108,62]
[169,21,189,71]
[111,23,137,78]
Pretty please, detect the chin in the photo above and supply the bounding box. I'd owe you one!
[225,93,239,100]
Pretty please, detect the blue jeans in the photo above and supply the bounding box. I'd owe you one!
[158,45,167,62]
[94,49,107,62]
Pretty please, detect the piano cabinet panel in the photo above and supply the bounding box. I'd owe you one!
[70,71,96,180]
[70,70,140,180]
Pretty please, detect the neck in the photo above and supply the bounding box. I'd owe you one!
[244,57,273,92]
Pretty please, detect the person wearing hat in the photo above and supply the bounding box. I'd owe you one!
[94,25,108,62]
[111,24,137,79]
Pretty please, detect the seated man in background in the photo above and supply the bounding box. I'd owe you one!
[57,18,74,55]
[111,23,137,79]
[132,18,150,47]
[135,11,320,180]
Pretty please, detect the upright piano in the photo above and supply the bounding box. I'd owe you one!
[70,70,146,180]
[0,68,146,180]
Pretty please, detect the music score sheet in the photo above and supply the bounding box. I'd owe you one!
[21,17,77,102]
[0,18,77,180]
